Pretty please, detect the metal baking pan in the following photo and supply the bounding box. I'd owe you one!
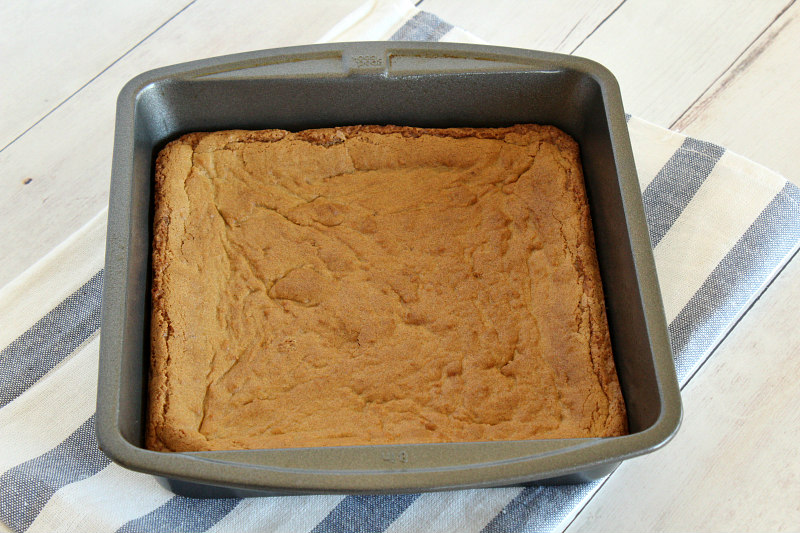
[97,41,681,497]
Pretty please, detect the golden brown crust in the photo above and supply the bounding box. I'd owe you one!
[148,124,627,452]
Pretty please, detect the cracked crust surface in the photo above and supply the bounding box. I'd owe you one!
[147,124,627,452]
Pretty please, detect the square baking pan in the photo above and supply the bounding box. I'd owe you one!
[97,41,681,497]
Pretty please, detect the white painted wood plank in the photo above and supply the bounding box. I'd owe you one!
[0,0,368,289]
[573,0,791,126]
[674,2,800,184]
[1,3,798,532]
[565,4,800,530]
[566,254,800,533]
[420,0,622,52]
[0,0,190,150]
[320,0,416,42]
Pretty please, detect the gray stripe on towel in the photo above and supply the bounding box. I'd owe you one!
[306,16,450,533]
[311,494,420,533]
[0,415,110,532]
[668,181,800,381]
[0,270,103,407]
[642,137,725,247]
[389,11,453,41]
[485,183,800,533]
[481,482,600,533]
[116,497,241,533]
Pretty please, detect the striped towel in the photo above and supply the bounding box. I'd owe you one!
[2,3,800,533]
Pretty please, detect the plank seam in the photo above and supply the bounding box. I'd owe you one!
[0,0,198,155]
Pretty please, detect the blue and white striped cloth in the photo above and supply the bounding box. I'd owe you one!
[2,5,800,533]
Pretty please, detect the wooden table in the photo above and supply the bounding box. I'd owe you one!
[2,1,798,531]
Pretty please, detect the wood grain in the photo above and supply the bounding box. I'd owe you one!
[0,0,367,288]
[419,0,623,52]
[573,0,792,125]
[565,253,800,532]
[565,4,800,529]
[2,1,800,532]
[0,0,191,150]
[674,1,800,183]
